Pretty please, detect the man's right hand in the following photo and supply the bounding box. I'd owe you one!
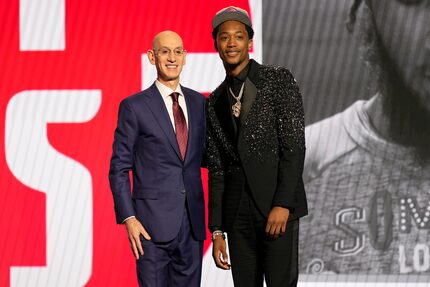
[124,217,151,260]
[212,235,231,270]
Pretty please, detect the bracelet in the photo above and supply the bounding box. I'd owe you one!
[211,230,226,242]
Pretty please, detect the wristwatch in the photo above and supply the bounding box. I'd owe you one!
[211,230,226,242]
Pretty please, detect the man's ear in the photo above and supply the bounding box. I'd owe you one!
[147,50,156,65]
[248,39,253,51]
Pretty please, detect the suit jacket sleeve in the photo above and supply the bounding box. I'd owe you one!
[109,99,138,223]
[206,98,226,232]
[272,68,306,210]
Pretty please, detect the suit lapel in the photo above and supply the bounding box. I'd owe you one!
[214,82,237,145]
[207,82,239,161]
[237,60,260,150]
[144,84,182,161]
[239,77,257,126]
[183,87,194,164]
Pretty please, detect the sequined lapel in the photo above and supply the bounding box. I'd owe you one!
[239,77,257,127]
[214,85,237,145]
[207,81,239,161]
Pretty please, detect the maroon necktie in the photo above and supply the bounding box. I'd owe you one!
[170,92,188,160]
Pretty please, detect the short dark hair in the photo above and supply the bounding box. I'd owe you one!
[211,24,254,50]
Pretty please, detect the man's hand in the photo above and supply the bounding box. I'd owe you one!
[212,235,231,270]
[265,206,290,239]
[124,217,151,260]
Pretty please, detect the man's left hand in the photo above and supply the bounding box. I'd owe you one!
[265,206,290,239]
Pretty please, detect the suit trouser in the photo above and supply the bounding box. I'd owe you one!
[136,204,203,287]
[227,187,299,287]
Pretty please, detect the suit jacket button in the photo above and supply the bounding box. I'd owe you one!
[181,189,186,194]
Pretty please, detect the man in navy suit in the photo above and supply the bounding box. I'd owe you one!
[109,30,206,287]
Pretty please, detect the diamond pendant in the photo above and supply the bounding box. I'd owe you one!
[232,101,241,118]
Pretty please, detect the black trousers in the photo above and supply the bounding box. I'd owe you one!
[226,185,299,287]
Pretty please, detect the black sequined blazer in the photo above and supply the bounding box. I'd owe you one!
[206,59,308,232]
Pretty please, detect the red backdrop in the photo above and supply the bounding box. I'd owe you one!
[0,1,252,286]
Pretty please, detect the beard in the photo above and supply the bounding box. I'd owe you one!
[380,55,430,162]
[358,4,430,162]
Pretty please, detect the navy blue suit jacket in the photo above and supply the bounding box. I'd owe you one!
[109,83,206,242]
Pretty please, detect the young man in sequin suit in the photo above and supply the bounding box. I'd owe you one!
[205,6,308,287]
[300,0,430,281]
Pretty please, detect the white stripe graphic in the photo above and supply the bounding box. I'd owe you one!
[6,90,101,287]
[19,0,65,51]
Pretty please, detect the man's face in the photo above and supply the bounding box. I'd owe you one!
[370,0,430,111]
[147,32,186,85]
[216,20,252,71]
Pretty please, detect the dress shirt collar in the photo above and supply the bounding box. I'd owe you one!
[155,80,184,99]
[226,62,250,96]
[226,61,250,84]
[235,62,250,82]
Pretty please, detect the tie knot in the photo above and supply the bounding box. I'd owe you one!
[170,92,179,103]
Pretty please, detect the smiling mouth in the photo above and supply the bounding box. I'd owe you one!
[226,51,239,56]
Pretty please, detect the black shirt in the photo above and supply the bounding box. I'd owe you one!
[226,62,250,100]
[226,62,250,128]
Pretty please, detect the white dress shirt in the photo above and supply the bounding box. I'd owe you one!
[155,80,189,131]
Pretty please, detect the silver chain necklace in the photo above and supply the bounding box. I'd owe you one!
[228,83,244,118]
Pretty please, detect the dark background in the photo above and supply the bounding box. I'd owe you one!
[263,0,372,125]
